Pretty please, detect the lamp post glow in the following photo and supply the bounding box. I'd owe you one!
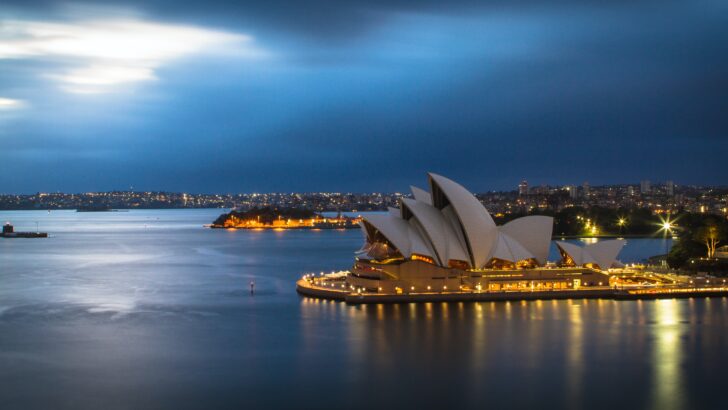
[617,218,626,234]
[657,215,676,236]
[658,216,676,260]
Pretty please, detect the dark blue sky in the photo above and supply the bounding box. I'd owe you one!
[1,1,726,193]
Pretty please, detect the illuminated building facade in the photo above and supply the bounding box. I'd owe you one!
[219,213,359,229]
[347,173,625,293]
[518,180,528,196]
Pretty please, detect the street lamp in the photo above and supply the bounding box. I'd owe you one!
[617,217,626,234]
[658,215,676,261]
[658,215,676,235]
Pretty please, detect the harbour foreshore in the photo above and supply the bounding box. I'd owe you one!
[296,276,728,305]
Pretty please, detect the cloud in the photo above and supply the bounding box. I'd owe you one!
[0,17,267,93]
[0,1,726,192]
[0,97,25,109]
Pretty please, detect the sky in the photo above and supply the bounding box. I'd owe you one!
[1,1,726,193]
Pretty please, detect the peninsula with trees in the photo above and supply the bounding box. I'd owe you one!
[211,207,360,229]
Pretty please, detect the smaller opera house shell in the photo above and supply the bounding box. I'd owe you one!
[349,173,624,293]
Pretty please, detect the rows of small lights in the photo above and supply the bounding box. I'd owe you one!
[301,270,349,278]
[4,182,725,216]
[301,270,350,291]
[628,286,728,295]
[301,269,725,296]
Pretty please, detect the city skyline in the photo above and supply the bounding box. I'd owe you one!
[0,178,724,194]
[1,1,727,193]
[2,179,725,217]
[0,177,723,195]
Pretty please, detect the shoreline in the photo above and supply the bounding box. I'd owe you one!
[209,225,359,230]
[0,232,48,238]
[296,278,728,304]
[206,225,660,237]
[554,234,669,239]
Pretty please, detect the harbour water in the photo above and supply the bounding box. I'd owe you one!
[1,209,725,409]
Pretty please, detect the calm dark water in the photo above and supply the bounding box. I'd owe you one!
[0,210,724,410]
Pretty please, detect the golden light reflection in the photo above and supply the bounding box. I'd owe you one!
[651,299,685,410]
[566,300,584,408]
[471,301,489,375]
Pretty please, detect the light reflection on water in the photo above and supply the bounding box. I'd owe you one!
[299,296,727,410]
[567,300,584,408]
[0,210,724,410]
[652,299,684,410]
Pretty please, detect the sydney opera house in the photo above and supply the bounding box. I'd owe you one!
[345,173,625,294]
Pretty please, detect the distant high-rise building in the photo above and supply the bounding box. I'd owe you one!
[665,180,674,196]
[675,193,684,205]
[565,185,578,199]
[628,186,635,196]
[640,180,651,195]
[533,184,548,195]
[518,180,529,196]
[582,181,590,197]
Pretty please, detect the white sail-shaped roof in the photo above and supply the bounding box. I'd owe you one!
[362,214,411,257]
[581,250,599,266]
[585,240,626,269]
[387,207,400,217]
[407,220,434,258]
[361,214,434,259]
[407,218,439,259]
[410,186,432,205]
[556,240,625,269]
[500,216,553,265]
[401,198,469,266]
[441,205,469,259]
[556,241,585,265]
[428,173,497,268]
[355,221,370,255]
[490,232,535,263]
[355,173,563,269]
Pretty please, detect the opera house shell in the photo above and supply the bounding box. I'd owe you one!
[349,173,625,293]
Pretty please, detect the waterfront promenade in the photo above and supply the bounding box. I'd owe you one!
[296,272,728,304]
